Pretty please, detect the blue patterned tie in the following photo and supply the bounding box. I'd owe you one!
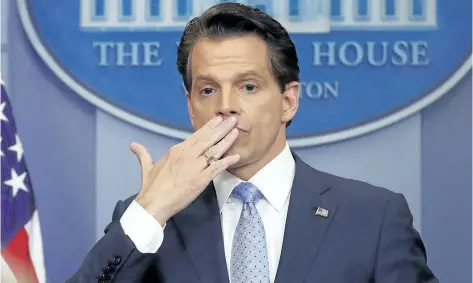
[230,182,270,283]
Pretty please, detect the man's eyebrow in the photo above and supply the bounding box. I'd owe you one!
[194,74,218,82]
[233,71,266,80]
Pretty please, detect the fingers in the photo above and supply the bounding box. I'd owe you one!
[191,116,238,157]
[181,116,236,153]
[200,154,241,184]
[195,115,226,134]
[197,128,239,170]
[130,142,154,177]
[183,116,224,147]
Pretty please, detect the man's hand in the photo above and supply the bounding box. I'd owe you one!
[130,115,240,225]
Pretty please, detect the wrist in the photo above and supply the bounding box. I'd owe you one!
[135,195,170,226]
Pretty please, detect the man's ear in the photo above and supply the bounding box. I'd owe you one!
[186,91,196,128]
[281,81,300,124]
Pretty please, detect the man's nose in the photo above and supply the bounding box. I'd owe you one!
[215,88,240,117]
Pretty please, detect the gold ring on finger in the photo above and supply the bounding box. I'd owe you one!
[203,152,216,166]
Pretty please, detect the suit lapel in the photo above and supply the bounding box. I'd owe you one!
[172,182,229,283]
[274,154,338,283]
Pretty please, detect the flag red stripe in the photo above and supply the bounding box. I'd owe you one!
[2,228,40,283]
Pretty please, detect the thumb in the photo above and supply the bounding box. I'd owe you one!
[130,142,153,175]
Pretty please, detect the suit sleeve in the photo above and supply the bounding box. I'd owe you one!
[373,193,439,283]
[66,199,162,283]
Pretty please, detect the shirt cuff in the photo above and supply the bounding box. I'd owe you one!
[120,200,164,253]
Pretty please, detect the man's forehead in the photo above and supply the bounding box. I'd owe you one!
[192,35,269,61]
[190,36,271,77]
[191,57,272,81]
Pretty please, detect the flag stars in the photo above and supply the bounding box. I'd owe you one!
[4,168,29,197]
[8,135,24,162]
[0,102,8,122]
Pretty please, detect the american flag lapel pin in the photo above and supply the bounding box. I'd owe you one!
[315,207,329,218]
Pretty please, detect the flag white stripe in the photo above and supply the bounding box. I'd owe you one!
[25,211,46,283]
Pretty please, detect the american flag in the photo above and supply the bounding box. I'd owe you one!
[1,77,46,282]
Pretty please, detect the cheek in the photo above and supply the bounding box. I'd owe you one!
[257,99,281,126]
[191,102,214,127]
[255,109,279,134]
[259,111,273,126]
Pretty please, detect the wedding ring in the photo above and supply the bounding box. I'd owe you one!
[203,152,216,166]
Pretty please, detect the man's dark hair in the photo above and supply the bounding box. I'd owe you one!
[176,3,300,127]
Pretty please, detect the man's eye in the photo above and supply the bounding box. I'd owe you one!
[199,88,215,96]
[241,84,258,93]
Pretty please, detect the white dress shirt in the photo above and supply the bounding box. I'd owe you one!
[120,143,296,283]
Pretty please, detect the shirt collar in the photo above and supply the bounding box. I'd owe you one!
[213,143,295,213]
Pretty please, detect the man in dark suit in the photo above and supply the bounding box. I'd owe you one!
[68,3,438,283]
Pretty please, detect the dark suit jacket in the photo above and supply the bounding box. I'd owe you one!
[67,153,438,283]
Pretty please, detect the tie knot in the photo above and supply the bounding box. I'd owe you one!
[232,182,263,204]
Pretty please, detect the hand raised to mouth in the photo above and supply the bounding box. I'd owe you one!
[131,115,240,225]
